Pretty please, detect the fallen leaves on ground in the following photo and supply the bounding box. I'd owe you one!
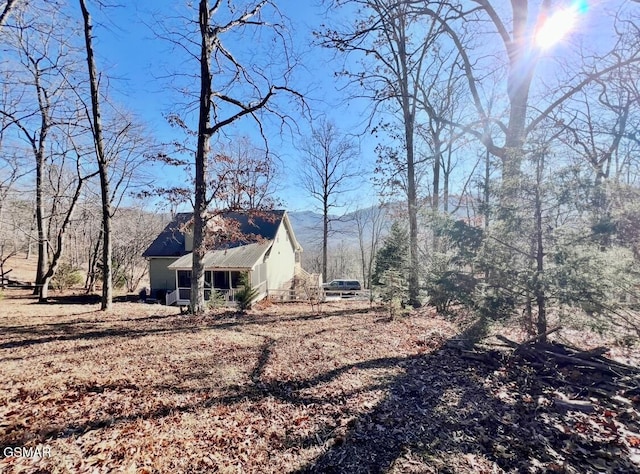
[0,293,638,473]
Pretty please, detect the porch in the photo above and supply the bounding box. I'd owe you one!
[166,286,242,307]
[165,266,267,307]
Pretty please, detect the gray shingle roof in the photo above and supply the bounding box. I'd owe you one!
[142,210,287,258]
[141,212,192,258]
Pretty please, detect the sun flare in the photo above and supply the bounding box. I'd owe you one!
[536,9,577,49]
[535,1,587,50]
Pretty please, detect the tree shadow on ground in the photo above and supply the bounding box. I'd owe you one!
[29,294,141,305]
[0,324,186,351]
[2,308,638,473]
[293,351,510,473]
[0,350,416,446]
[293,329,640,473]
[0,305,354,352]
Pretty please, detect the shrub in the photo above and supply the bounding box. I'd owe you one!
[206,290,227,310]
[426,270,477,314]
[235,272,258,312]
[378,269,408,318]
[474,283,516,321]
[51,263,83,291]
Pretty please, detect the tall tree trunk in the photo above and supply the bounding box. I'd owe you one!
[483,147,491,284]
[34,145,46,295]
[443,159,449,214]
[405,118,420,307]
[79,0,112,310]
[503,0,539,194]
[397,19,421,308]
[534,150,546,340]
[432,137,442,253]
[190,0,213,314]
[30,64,51,295]
[322,195,328,282]
[99,176,113,309]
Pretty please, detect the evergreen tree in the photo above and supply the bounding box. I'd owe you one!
[425,217,483,314]
[372,222,409,286]
[378,269,407,318]
[235,272,258,312]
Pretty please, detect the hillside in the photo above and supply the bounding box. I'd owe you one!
[288,196,479,252]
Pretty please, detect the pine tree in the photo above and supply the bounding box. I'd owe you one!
[372,222,409,286]
[378,269,408,318]
[235,272,258,312]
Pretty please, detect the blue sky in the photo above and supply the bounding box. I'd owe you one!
[55,0,623,214]
[85,0,379,213]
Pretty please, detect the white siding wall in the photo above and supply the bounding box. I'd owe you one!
[266,222,296,290]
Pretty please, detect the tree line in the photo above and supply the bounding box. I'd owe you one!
[314,0,640,339]
[0,0,161,306]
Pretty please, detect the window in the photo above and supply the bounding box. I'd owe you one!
[177,270,191,288]
[213,271,228,289]
[204,271,212,300]
[211,271,245,289]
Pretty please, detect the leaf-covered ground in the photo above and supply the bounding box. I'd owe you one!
[0,291,638,473]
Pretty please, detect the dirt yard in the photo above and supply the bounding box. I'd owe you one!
[1,290,639,473]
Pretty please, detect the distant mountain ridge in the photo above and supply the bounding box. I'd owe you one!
[288,206,383,251]
[288,196,476,251]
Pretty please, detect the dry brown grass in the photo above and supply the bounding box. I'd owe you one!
[0,291,459,473]
[2,291,639,473]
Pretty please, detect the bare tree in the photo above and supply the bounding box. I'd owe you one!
[415,43,467,215]
[112,207,165,292]
[555,66,640,196]
[320,0,447,306]
[215,136,281,210]
[0,151,28,286]
[0,107,30,217]
[38,135,98,301]
[78,0,115,310]
[0,1,83,296]
[78,0,156,308]
[0,0,21,29]
[162,0,302,314]
[353,204,388,290]
[409,1,640,195]
[299,119,360,282]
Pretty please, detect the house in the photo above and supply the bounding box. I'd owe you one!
[142,210,303,305]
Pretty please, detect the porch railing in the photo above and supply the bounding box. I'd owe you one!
[167,284,266,306]
[166,289,178,306]
[170,287,237,304]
